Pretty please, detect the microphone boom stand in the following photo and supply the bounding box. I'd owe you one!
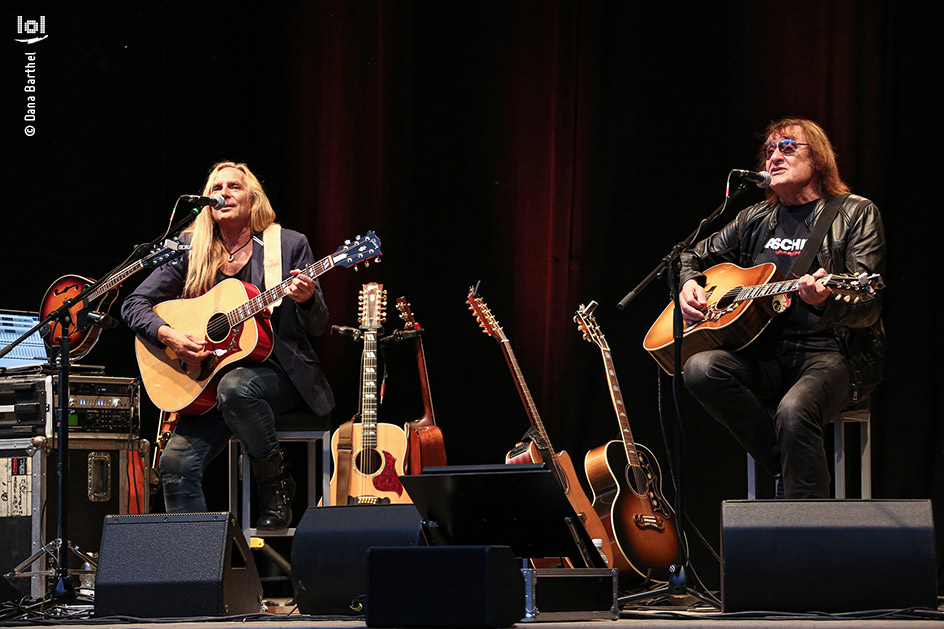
[0,203,202,602]
[615,182,751,607]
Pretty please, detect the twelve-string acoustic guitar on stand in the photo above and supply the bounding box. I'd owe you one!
[575,300,680,582]
[329,282,410,505]
[643,262,884,374]
[396,297,447,474]
[467,286,613,569]
[135,232,381,414]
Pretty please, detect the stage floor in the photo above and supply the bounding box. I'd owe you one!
[4,602,944,628]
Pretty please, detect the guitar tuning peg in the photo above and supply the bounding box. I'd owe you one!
[843,294,852,303]
[364,261,370,268]
[852,296,861,304]
[344,239,351,245]
[834,293,843,301]
[376,257,382,264]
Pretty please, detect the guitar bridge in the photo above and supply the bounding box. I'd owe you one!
[633,513,665,531]
[349,495,391,505]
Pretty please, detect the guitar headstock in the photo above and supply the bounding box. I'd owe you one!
[143,238,190,268]
[467,284,506,342]
[359,282,387,330]
[823,272,885,303]
[333,231,382,270]
[574,300,609,351]
[396,296,420,330]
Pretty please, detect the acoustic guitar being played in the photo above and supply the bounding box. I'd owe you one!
[643,262,883,374]
[134,232,381,414]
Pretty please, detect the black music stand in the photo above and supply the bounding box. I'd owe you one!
[400,464,605,569]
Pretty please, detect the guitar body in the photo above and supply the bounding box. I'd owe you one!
[406,423,447,474]
[585,440,678,580]
[134,278,274,414]
[506,441,614,569]
[40,274,116,360]
[329,421,410,504]
[643,262,783,374]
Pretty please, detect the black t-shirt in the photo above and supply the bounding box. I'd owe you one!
[754,201,837,348]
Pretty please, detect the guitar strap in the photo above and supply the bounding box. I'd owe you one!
[787,193,849,277]
[262,223,283,309]
[334,415,356,505]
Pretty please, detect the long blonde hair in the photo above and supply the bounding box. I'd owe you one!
[182,161,277,297]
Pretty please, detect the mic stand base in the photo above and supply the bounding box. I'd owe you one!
[618,564,717,608]
[4,538,97,602]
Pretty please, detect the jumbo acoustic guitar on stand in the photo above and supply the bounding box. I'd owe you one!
[329,283,410,505]
[575,301,679,581]
[396,297,447,474]
[467,286,612,569]
[643,262,883,374]
[134,232,381,414]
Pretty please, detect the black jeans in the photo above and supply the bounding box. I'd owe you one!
[159,361,305,513]
[683,340,852,499]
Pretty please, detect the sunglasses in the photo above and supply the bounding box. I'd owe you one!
[765,139,809,159]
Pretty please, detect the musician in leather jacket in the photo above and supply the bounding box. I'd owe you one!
[678,118,885,499]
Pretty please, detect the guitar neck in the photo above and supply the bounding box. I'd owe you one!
[735,277,802,302]
[360,330,379,447]
[598,347,647,483]
[413,334,436,425]
[86,259,146,301]
[498,339,567,483]
[227,254,334,325]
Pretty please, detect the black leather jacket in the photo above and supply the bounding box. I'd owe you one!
[679,193,886,400]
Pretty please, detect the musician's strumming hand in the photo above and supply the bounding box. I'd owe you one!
[158,325,210,365]
[286,269,316,303]
[679,279,708,323]
[798,267,831,307]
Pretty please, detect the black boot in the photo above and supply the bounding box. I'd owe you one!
[252,451,296,531]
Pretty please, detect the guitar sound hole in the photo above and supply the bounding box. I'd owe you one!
[355,448,383,475]
[205,312,231,343]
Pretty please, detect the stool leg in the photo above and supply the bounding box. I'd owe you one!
[747,453,757,499]
[834,420,846,499]
[321,432,331,506]
[860,420,872,499]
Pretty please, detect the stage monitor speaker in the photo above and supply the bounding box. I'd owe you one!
[366,546,523,628]
[291,504,425,615]
[94,512,262,618]
[721,499,937,613]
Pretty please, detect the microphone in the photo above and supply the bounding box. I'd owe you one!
[732,170,772,188]
[180,194,225,209]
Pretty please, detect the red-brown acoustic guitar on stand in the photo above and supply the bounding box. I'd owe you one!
[467,287,613,569]
[575,300,679,581]
[395,297,447,474]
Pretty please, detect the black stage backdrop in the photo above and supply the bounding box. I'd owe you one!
[3,2,940,590]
